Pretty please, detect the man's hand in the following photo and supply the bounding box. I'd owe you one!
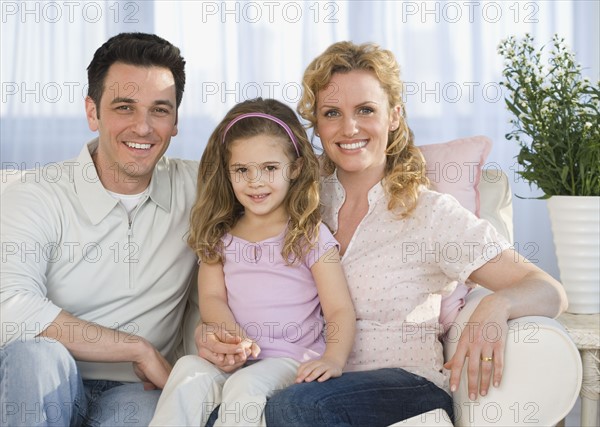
[132,339,173,390]
[195,322,248,373]
[37,310,173,389]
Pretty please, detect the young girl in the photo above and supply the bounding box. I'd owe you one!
[150,98,355,427]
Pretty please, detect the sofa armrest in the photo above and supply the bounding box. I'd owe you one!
[445,287,582,426]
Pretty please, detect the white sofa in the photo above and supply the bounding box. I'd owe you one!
[1,168,582,427]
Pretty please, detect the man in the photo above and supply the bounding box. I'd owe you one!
[0,33,198,426]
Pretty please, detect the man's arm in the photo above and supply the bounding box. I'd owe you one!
[39,310,172,389]
[1,179,172,388]
[1,181,65,346]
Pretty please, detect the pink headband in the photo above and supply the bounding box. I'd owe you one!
[222,112,300,157]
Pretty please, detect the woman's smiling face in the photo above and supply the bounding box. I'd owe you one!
[316,70,400,179]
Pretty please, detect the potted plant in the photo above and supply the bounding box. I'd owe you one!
[498,34,600,313]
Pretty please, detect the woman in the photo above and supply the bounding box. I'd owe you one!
[200,41,567,426]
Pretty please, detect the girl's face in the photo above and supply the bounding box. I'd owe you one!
[315,70,400,180]
[228,134,296,223]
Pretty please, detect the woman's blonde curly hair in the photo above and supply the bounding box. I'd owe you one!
[298,41,428,216]
[188,98,321,265]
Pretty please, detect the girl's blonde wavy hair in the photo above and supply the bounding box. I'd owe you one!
[188,98,321,265]
[299,41,428,216]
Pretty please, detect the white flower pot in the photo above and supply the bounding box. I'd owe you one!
[547,196,600,314]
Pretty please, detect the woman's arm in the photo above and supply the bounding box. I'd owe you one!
[197,261,260,366]
[295,246,356,383]
[444,248,567,399]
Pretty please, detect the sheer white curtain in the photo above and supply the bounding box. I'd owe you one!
[1,0,598,278]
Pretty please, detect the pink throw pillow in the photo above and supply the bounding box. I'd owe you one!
[418,136,492,217]
[439,282,471,333]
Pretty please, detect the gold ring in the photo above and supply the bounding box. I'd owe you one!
[481,356,493,362]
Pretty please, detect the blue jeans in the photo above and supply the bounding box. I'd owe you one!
[0,339,160,426]
[264,368,454,427]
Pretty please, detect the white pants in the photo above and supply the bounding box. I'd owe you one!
[149,355,300,427]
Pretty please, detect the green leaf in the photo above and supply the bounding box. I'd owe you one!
[499,34,600,196]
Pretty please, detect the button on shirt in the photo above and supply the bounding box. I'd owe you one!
[320,173,510,391]
[0,140,199,382]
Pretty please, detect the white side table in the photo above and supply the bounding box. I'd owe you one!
[558,313,600,427]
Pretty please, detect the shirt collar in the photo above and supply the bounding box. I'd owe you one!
[73,139,172,225]
[322,170,386,205]
[147,156,172,212]
[320,170,386,231]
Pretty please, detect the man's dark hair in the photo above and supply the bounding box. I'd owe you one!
[87,32,186,112]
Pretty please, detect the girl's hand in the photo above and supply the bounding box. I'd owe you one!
[208,338,259,373]
[443,294,508,400]
[240,338,261,359]
[295,357,343,383]
[196,323,247,372]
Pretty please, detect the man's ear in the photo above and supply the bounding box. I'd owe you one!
[85,97,99,132]
[172,111,179,136]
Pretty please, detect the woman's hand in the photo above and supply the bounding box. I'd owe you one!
[443,293,509,400]
[295,356,344,383]
[445,248,567,400]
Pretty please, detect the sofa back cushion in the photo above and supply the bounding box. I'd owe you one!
[418,135,492,217]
